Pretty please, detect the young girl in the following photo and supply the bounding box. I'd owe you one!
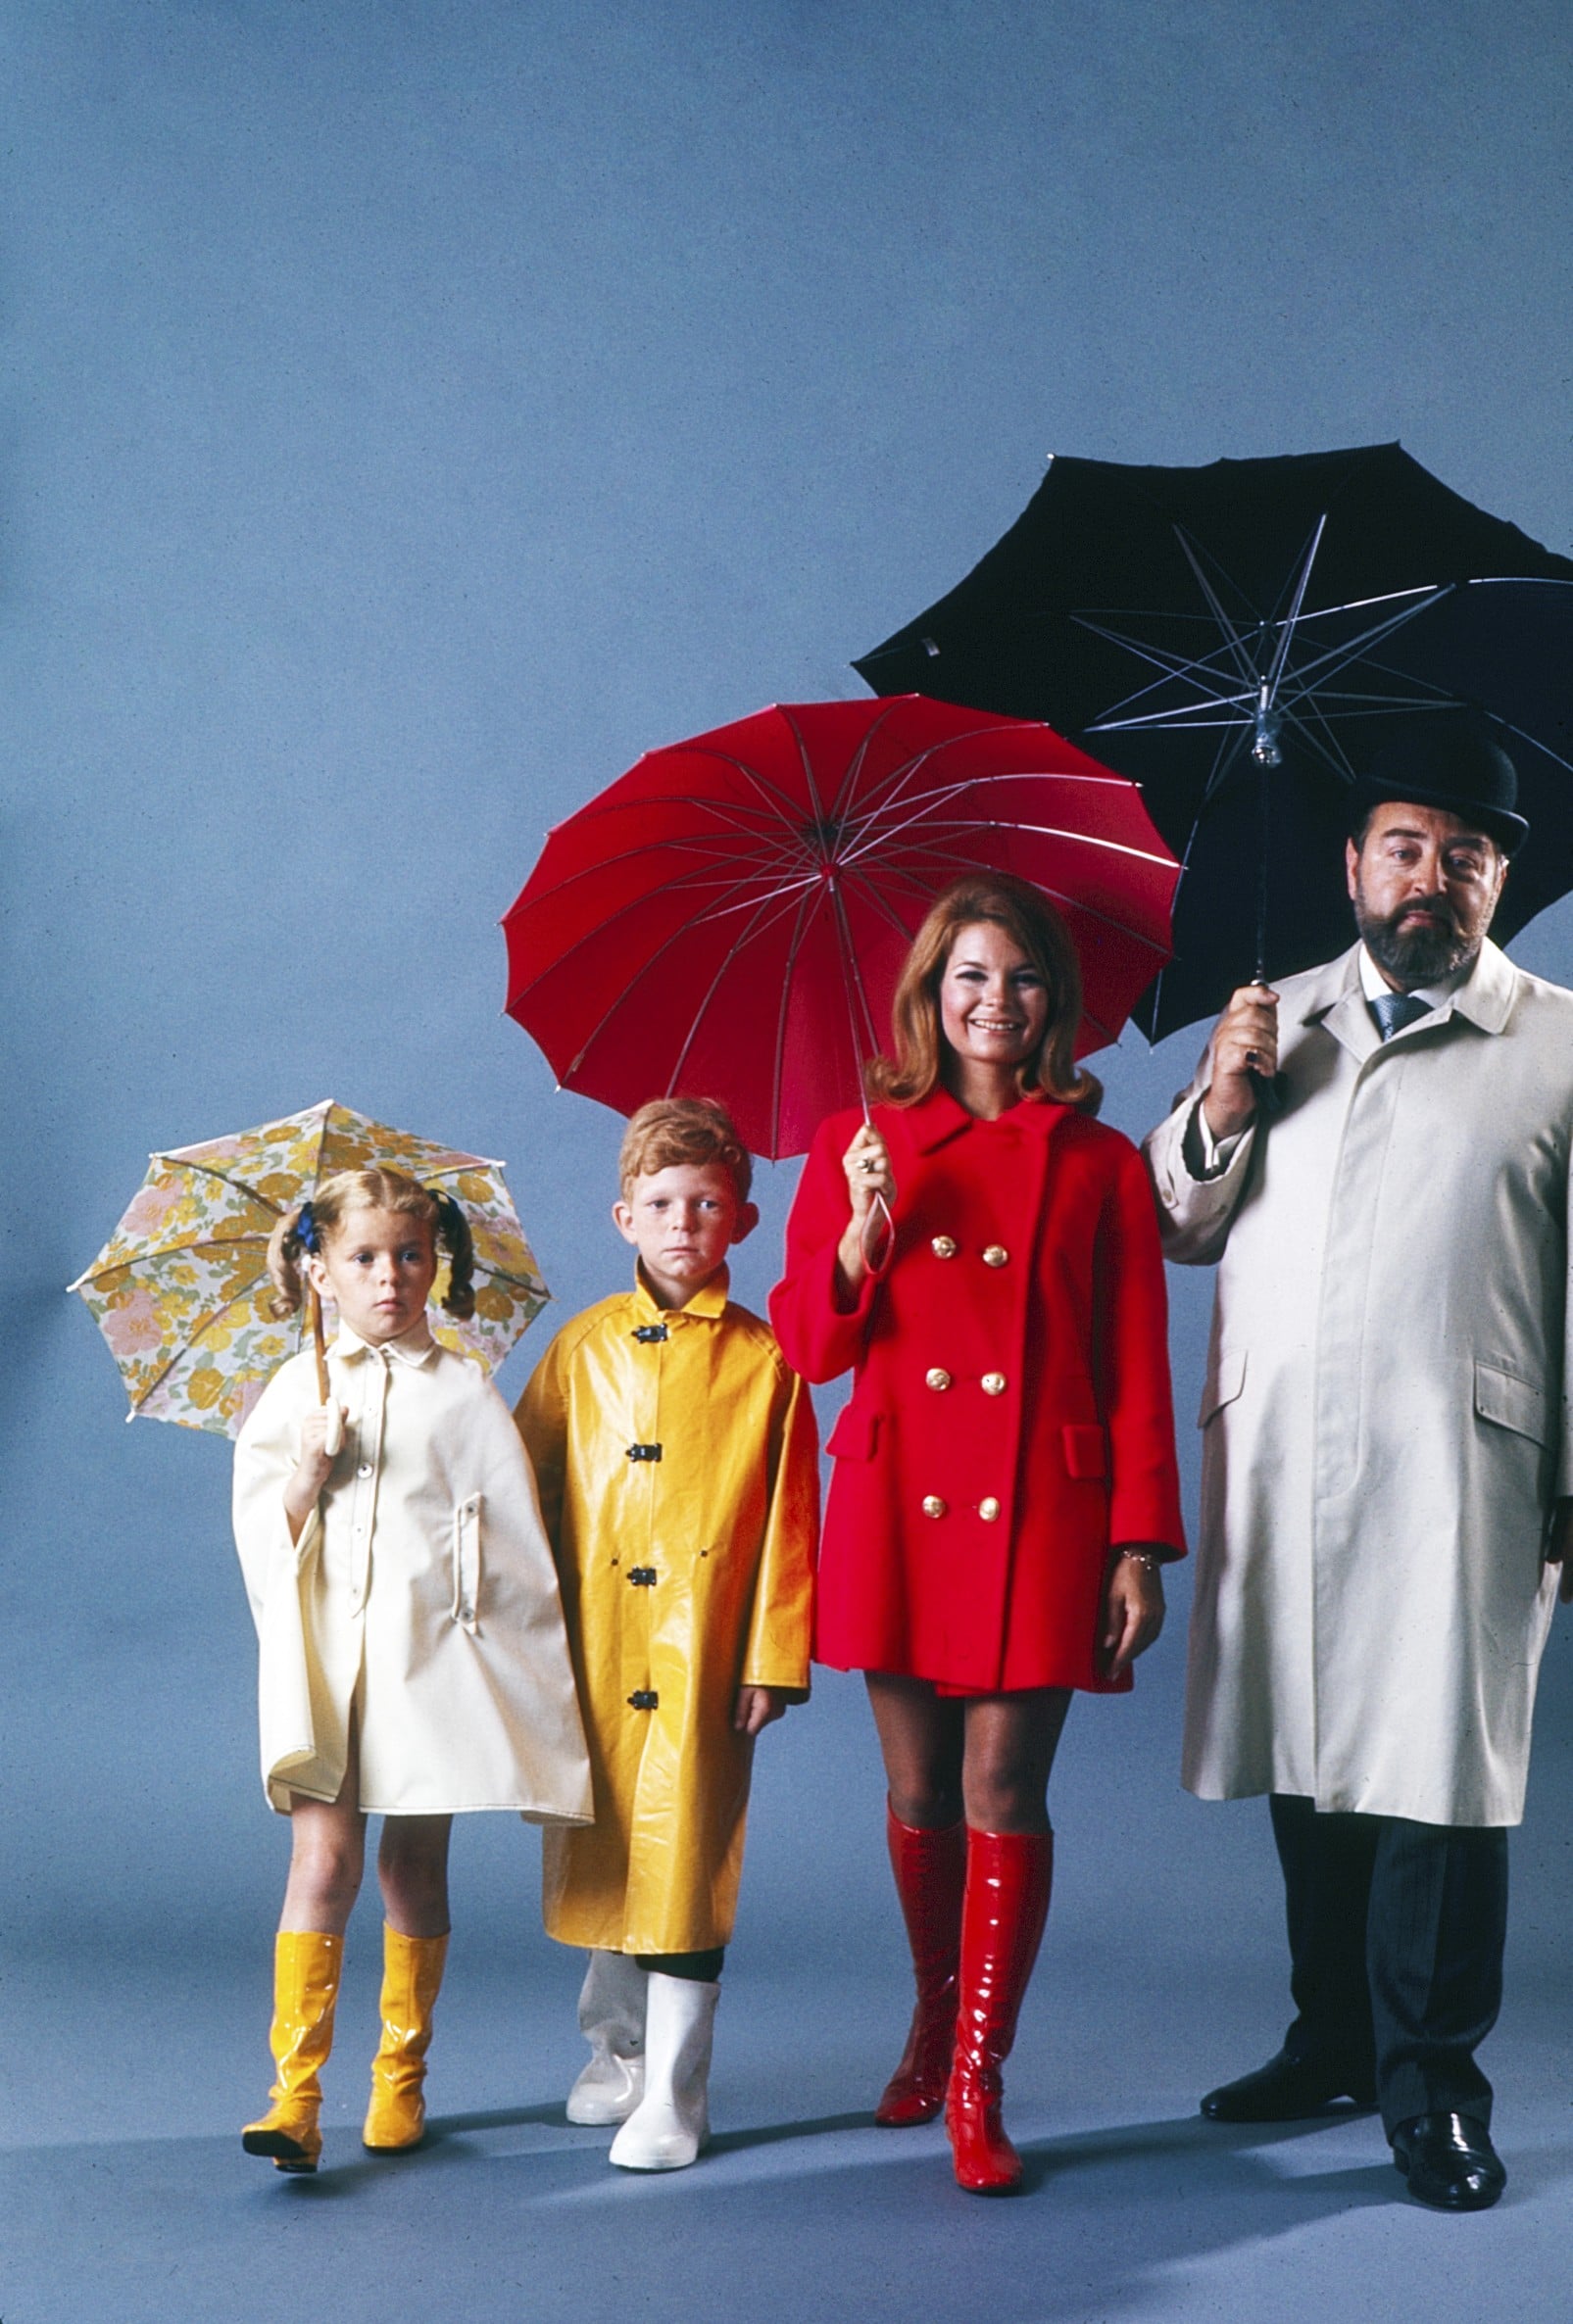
[233,1167,591,2173]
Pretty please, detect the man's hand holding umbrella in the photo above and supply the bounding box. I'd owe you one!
[1202,984,1281,1144]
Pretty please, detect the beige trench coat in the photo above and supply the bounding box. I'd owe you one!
[233,1325,591,1822]
[1145,940,1573,1827]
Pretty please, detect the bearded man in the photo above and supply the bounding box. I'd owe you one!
[1144,714,1573,2212]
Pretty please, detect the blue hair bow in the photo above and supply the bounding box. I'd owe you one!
[294,1201,320,1253]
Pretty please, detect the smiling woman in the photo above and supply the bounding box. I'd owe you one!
[769,872,1186,2196]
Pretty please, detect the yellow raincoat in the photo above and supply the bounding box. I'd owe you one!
[516,1268,817,1955]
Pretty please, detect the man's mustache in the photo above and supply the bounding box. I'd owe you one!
[1380,899,1457,938]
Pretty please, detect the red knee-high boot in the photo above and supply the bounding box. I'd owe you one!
[876,1806,966,2126]
[946,1828,1053,2194]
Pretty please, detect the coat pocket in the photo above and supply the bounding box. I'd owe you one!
[452,1494,483,1630]
[1061,1424,1107,1480]
[826,1404,880,1461]
[1473,1360,1547,1446]
[1198,1348,1248,1429]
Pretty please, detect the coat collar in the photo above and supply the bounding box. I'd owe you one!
[896,1085,1070,1157]
[330,1318,439,1368]
[1301,937,1518,1062]
[632,1263,730,1322]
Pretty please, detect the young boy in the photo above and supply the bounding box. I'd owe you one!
[516,1096,818,2171]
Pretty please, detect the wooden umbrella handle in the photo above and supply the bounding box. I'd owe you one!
[309,1283,344,1455]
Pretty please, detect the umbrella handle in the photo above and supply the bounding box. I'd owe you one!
[859,1186,896,1276]
[309,1284,345,1455]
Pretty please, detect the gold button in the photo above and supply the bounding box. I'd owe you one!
[982,1244,1008,1268]
[926,1368,953,1392]
[979,1497,1002,1522]
[922,1495,947,1519]
[981,1372,1007,1396]
[931,1235,959,1259]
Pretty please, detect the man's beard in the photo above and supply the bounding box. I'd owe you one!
[1354,893,1474,987]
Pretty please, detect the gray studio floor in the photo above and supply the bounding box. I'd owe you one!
[8,1635,1573,2324]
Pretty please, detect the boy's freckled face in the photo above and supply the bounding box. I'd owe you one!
[613,1163,757,1309]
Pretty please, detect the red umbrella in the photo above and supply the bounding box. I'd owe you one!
[503,694,1179,1159]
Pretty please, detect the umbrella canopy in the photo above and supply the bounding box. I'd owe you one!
[855,443,1573,1038]
[503,694,1179,1159]
[71,1099,549,1436]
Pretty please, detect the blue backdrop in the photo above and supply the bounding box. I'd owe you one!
[5,7,1573,2318]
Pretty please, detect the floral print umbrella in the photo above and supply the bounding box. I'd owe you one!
[70,1099,550,1437]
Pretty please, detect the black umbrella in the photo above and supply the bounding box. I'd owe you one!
[855,444,1573,1038]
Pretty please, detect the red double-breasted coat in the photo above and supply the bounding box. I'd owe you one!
[769,1089,1185,1694]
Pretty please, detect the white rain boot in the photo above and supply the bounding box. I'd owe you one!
[607,1972,719,2171]
[565,1951,648,2126]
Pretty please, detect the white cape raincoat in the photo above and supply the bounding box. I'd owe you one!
[233,1323,591,1821]
[1145,940,1573,1827]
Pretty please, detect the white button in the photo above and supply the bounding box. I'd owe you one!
[357,1462,373,1477]
[979,1497,1002,1522]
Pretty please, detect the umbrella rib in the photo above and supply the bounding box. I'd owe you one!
[121,1259,284,1414]
[1074,620,1259,718]
[1261,517,1327,702]
[769,880,832,1149]
[1172,529,1264,695]
[662,878,819,1097]
[564,866,824,1078]
[880,839,1172,949]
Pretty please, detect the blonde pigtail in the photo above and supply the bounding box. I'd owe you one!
[434,1192,477,1321]
[266,1207,312,1320]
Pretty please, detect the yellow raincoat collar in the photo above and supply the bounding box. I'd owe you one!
[330,1318,439,1368]
[632,1263,730,1323]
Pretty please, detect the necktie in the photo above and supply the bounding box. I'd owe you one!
[1370,990,1430,1041]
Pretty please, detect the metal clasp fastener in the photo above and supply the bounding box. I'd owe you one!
[626,1442,663,1462]
[628,1566,658,1586]
[627,1689,660,1711]
[632,1325,668,1343]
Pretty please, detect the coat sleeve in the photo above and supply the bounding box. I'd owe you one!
[768,1114,883,1384]
[1142,1074,1258,1267]
[740,1359,819,1691]
[514,1326,571,1554]
[232,1359,321,1629]
[1551,1152,1561,1496]
[1098,1143,1187,1557]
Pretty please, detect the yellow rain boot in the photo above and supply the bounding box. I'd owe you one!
[242,1929,344,2173]
[363,1925,449,2152]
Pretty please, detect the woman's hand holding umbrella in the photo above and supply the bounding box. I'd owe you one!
[835,1122,895,1300]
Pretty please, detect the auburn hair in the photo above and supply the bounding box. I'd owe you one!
[618,1096,753,1203]
[865,873,1102,1115]
[266,1166,476,1321]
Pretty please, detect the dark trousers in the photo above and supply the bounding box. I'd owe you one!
[1270,1794,1508,2136]
[634,1948,725,1982]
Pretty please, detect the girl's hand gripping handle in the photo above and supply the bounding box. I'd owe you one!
[282,1402,347,1545]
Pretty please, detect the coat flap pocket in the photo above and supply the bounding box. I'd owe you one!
[826,1404,880,1462]
[1199,1348,1248,1429]
[1474,1361,1547,1446]
[1061,1423,1107,1480]
[452,1493,483,1629]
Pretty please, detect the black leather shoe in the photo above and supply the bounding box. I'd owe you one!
[1392,2112,1505,2211]
[1201,2048,1378,2122]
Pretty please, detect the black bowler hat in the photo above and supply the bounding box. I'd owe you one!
[1352,710,1527,854]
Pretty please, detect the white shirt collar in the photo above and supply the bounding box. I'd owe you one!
[330,1318,438,1368]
